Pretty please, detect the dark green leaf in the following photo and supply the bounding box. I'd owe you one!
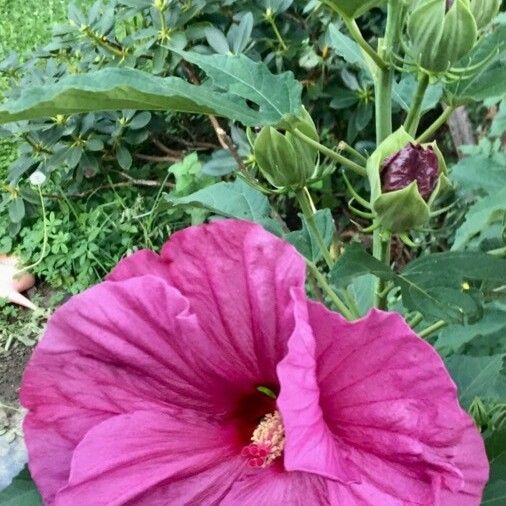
[483,430,506,504]
[128,111,151,129]
[445,354,505,408]
[285,209,334,262]
[0,467,42,506]
[330,243,464,321]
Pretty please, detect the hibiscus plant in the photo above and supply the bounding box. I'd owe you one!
[0,0,505,505]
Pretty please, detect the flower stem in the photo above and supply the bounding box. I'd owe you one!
[373,230,391,309]
[371,0,401,309]
[291,129,367,177]
[343,18,387,71]
[404,73,430,136]
[415,105,456,143]
[306,261,355,320]
[294,188,334,269]
[418,319,447,339]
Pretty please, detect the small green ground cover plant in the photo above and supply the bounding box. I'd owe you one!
[0,0,505,504]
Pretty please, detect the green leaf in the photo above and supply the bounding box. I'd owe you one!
[330,243,464,321]
[392,75,443,113]
[451,154,506,194]
[436,308,506,354]
[205,27,230,54]
[8,198,25,223]
[285,209,334,262]
[165,179,270,221]
[0,52,302,127]
[0,467,42,506]
[327,24,366,69]
[452,188,506,250]
[445,354,505,408]
[483,430,506,505]
[116,145,132,170]
[228,12,253,54]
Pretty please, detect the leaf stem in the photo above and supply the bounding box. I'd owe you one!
[373,230,391,309]
[404,73,430,136]
[294,188,334,269]
[418,319,447,338]
[306,261,355,320]
[343,18,387,71]
[338,141,368,164]
[265,13,288,51]
[292,129,367,177]
[415,105,456,143]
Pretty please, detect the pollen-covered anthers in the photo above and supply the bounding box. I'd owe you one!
[241,410,285,468]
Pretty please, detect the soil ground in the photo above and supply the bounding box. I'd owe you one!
[0,345,32,405]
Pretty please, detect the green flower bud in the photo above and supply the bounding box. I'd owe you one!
[253,108,319,189]
[470,0,501,29]
[321,0,385,19]
[407,0,477,73]
[368,127,450,233]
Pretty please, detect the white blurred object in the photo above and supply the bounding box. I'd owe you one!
[0,255,36,310]
[0,407,28,491]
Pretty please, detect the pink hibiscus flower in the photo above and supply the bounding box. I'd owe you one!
[21,220,488,505]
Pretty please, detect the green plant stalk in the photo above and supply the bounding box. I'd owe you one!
[292,129,367,177]
[416,105,456,143]
[343,18,387,71]
[294,188,334,269]
[404,73,430,136]
[371,0,402,309]
[306,261,355,320]
[338,141,367,164]
[418,319,447,338]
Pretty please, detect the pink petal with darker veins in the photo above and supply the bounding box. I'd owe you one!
[55,410,242,506]
[278,300,488,505]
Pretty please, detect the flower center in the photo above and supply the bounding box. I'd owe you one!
[241,410,285,468]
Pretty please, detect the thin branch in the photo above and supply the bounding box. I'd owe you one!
[135,153,180,163]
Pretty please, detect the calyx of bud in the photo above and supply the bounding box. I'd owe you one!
[470,0,501,29]
[367,127,450,233]
[407,0,477,73]
[253,108,319,189]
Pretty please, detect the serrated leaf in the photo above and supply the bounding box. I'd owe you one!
[0,52,302,127]
[452,188,506,250]
[165,179,270,221]
[445,354,505,408]
[285,209,334,262]
[0,467,42,506]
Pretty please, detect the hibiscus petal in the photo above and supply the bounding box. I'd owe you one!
[56,410,242,506]
[21,276,246,503]
[279,301,488,504]
[277,291,362,483]
[160,220,307,384]
[221,466,329,505]
[109,220,307,384]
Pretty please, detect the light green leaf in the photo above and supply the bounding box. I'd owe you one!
[165,179,270,221]
[0,52,302,127]
[327,24,366,69]
[445,354,505,408]
[0,468,42,506]
[393,75,443,113]
[285,209,334,262]
[452,188,506,250]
